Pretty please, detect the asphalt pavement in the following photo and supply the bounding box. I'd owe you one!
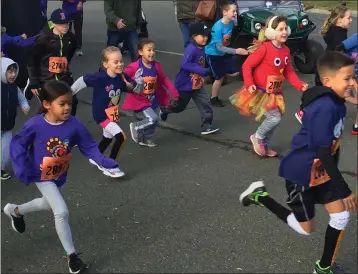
[1,1,357,273]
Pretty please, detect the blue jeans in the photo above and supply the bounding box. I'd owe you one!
[107,29,139,62]
[179,22,192,48]
[1,130,12,170]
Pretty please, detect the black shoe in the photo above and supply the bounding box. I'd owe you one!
[159,110,168,121]
[201,126,219,135]
[3,203,26,233]
[210,97,224,107]
[1,170,11,180]
[68,253,87,274]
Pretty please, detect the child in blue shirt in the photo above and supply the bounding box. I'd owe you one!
[239,51,357,274]
[205,1,248,107]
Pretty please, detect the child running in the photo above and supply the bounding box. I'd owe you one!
[295,5,352,122]
[122,39,179,147]
[3,80,124,273]
[160,22,219,135]
[239,51,357,274]
[25,8,79,116]
[71,46,144,165]
[230,16,307,157]
[205,0,248,107]
[1,57,30,180]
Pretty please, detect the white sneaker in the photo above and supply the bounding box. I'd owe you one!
[129,123,138,143]
[89,159,104,171]
[102,167,125,178]
[3,203,26,233]
[76,49,83,56]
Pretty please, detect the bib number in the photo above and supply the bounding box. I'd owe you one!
[191,73,203,90]
[48,57,68,73]
[105,105,120,122]
[41,153,72,180]
[266,75,283,93]
[309,159,330,187]
[143,76,157,95]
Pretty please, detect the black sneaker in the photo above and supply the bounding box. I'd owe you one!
[159,110,168,121]
[210,97,225,107]
[201,126,219,135]
[239,181,268,207]
[3,203,26,233]
[1,170,11,180]
[139,139,158,147]
[68,253,87,274]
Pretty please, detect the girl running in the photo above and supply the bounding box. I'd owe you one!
[3,80,123,274]
[230,16,307,157]
[122,39,179,147]
[71,46,144,166]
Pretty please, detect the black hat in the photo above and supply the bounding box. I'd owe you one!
[190,22,210,36]
[50,8,71,24]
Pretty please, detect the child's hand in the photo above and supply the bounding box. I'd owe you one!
[1,51,4,57]
[343,193,357,212]
[31,89,40,96]
[21,33,27,39]
[121,74,133,89]
[248,85,256,94]
[77,1,83,11]
[22,107,30,115]
[236,48,248,55]
[301,83,308,91]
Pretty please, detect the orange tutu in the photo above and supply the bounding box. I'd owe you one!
[229,86,285,121]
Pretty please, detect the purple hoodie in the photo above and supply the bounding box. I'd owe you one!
[62,0,86,14]
[10,114,118,187]
[1,33,36,57]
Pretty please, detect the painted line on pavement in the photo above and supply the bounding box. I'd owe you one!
[156,50,184,56]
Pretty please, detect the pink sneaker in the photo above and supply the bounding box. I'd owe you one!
[250,134,266,156]
[266,147,278,157]
[295,110,303,124]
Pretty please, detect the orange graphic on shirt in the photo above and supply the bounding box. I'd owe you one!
[223,34,231,47]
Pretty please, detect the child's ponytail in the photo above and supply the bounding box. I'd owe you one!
[321,6,349,35]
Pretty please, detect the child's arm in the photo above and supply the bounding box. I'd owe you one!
[155,62,179,99]
[181,49,209,76]
[242,44,267,89]
[17,88,30,114]
[122,70,144,94]
[75,120,119,169]
[216,43,248,55]
[10,121,36,182]
[283,56,306,91]
[67,32,78,63]
[13,35,37,48]
[27,35,46,90]
[71,73,98,95]
[342,33,358,51]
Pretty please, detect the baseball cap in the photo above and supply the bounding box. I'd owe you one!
[190,22,210,36]
[50,8,71,24]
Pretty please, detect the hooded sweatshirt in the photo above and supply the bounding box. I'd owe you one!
[279,86,351,197]
[1,58,30,131]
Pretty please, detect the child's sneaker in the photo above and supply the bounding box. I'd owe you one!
[250,134,266,156]
[295,110,303,124]
[159,110,168,121]
[266,147,278,157]
[129,123,138,143]
[3,203,26,233]
[76,49,83,56]
[102,167,125,178]
[313,260,333,274]
[210,97,224,107]
[201,126,219,135]
[88,159,104,171]
[1,170,11,180]
[139,139,158,147]
[351,124,358,135]
[68,252,87,274]
[239,181,268,207]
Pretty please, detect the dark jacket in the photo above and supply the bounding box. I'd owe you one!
[323,26,348,51]
[175,0,199,22]
[27,22,77,88]
[104,0,141,31]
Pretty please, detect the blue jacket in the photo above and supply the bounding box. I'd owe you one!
[1,58,30,131]
[62,0,86,14]
[343,33,358,76]
[1,33,36,57]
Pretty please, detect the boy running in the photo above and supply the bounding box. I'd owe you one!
[239,51,357,274]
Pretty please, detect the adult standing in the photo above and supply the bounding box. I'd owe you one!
[104,0,141,62]
[174,0,199,48]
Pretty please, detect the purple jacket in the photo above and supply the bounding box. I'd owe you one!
[1,33,36,57]
[62,0,86,14]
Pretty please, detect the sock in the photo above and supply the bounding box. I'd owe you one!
[110,132,125,160]
[257,195,292,223]
[319,225,344,268]
[98,136,112,154]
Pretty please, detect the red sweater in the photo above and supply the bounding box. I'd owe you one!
[243,42,304,92]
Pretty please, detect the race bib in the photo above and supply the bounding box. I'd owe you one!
[105,105,120,122]
[48,57,68,73]
[309,159,330,187]
[266,75,284,93]
[41,153,72,180]
[191,73,203,90]
[143,76,157,95]
[223,34,231,47]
